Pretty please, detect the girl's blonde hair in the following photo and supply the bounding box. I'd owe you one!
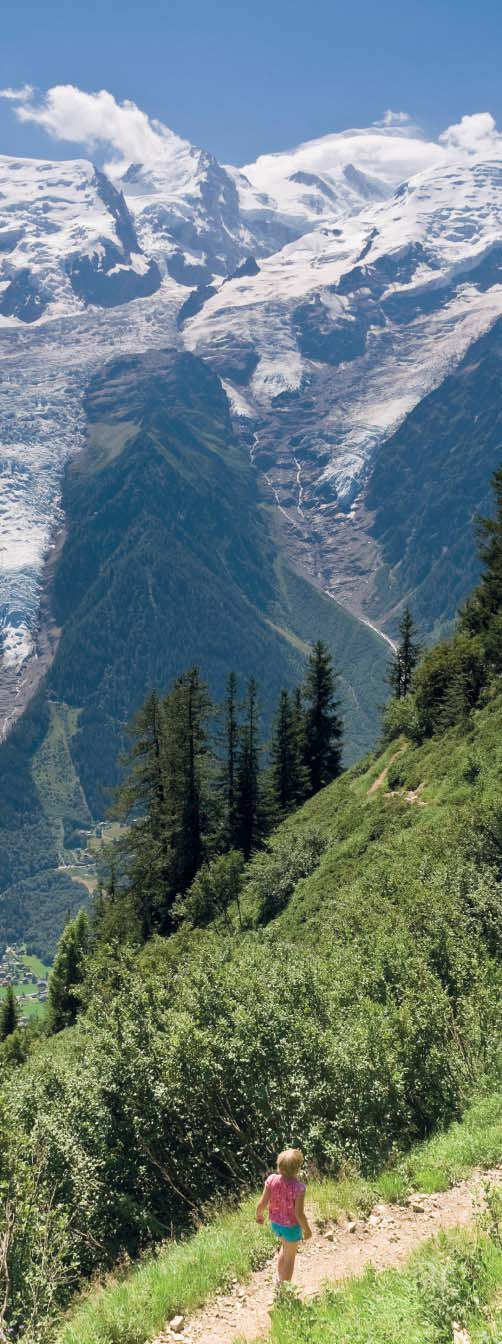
[277,1147,304,1178]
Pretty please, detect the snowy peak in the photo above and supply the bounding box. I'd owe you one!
[0,119,449,325]
[0,154,161,323]
[184,144,502,543]
[186,151,502,341]
[119,147,251,285]
[116,144,296,285]
[2,105,502,688]
[238,122,445,229]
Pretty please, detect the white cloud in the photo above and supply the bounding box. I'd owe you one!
[244,125,445,196]
[377,110,414,127]
[439,111,502,155]
[2,85,502,187]
[0,83,34,101]
[0,84,185,170]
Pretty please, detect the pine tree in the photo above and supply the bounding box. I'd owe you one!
[47,910,90,1034]
[161,667,214,914]
[460,466,502,664]
[219,672,240,849]
[303,641,343,795]
[92,862,138,945]
[113,689,170,940]
[292,685,307,760]
[270,688,309,814]
[387,607,422,699]
[0,985,19,1040]
[235,678,262,858]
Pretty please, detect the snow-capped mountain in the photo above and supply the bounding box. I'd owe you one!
[186,153,502,484]
[0,155,162,323]
[236,122,443,229]
[183,151,502,625]
[2,108,502,717]
[115,145,295,284]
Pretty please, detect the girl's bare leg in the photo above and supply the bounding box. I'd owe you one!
[277,1239,298,1282]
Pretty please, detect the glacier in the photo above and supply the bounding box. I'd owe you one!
[2,111,502,716]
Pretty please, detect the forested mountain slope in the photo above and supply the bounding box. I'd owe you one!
[3,663,502,1342]
[366,315,502,637]
[0,349,388,954]
[3,118,502,706]
[2,470,502,1340]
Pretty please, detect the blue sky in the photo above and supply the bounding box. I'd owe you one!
[2,0,502,164]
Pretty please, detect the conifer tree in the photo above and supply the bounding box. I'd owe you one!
[235,678,262,858]
[113,689,170,939]
[92,862,138,945]
[303,640,343,795]
[113,674,214,937]
[292,685,307,760]
[292,685,310,805]
[387,607,422,699]
[91,879,106,933]
[161,667,214,913]
[219,671,240,849]
[460,466,502,665]
[270,688,309,814]
[47,910,90,1034]
[0,985,19,1040]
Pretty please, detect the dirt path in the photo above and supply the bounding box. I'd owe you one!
[152,1169,500,1344]
[368,748,402,795]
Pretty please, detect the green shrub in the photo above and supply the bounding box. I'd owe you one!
[387,759,407,790]
[381,695,422,743]
[246,827,328,923]
[414,634,486,737]
[173,850,245,929]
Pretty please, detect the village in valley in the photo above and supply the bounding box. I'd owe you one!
[0,945,50,1024]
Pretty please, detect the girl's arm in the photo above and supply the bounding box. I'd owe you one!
[295,1189,312,1239]
[256,1182,270,1224]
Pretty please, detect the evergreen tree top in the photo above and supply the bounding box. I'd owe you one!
[0,984,19,1040]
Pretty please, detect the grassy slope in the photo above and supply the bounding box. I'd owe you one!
[31,702,91,829]
[248,684,502,944]
[56,1093,502,1344]
[55,687,502,1344]
[259,1227,502,1344]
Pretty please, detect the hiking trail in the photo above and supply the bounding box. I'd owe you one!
[151,1168,501,1344]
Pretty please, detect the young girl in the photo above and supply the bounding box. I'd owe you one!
[256,1147,312,1288]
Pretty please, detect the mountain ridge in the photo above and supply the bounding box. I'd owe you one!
[1,115,502,953]
[0,346,389,955]
[2,120,502,687]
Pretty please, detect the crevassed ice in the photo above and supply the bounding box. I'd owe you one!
[0,293,181,674]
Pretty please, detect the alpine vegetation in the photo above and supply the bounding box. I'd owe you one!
[0,473,501,1342]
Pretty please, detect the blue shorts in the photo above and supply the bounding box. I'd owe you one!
[271,1221,303,1242]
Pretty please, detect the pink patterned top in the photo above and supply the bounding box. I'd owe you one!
[265,1173,306,1226]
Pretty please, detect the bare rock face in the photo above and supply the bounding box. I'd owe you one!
[0,267,50,322]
